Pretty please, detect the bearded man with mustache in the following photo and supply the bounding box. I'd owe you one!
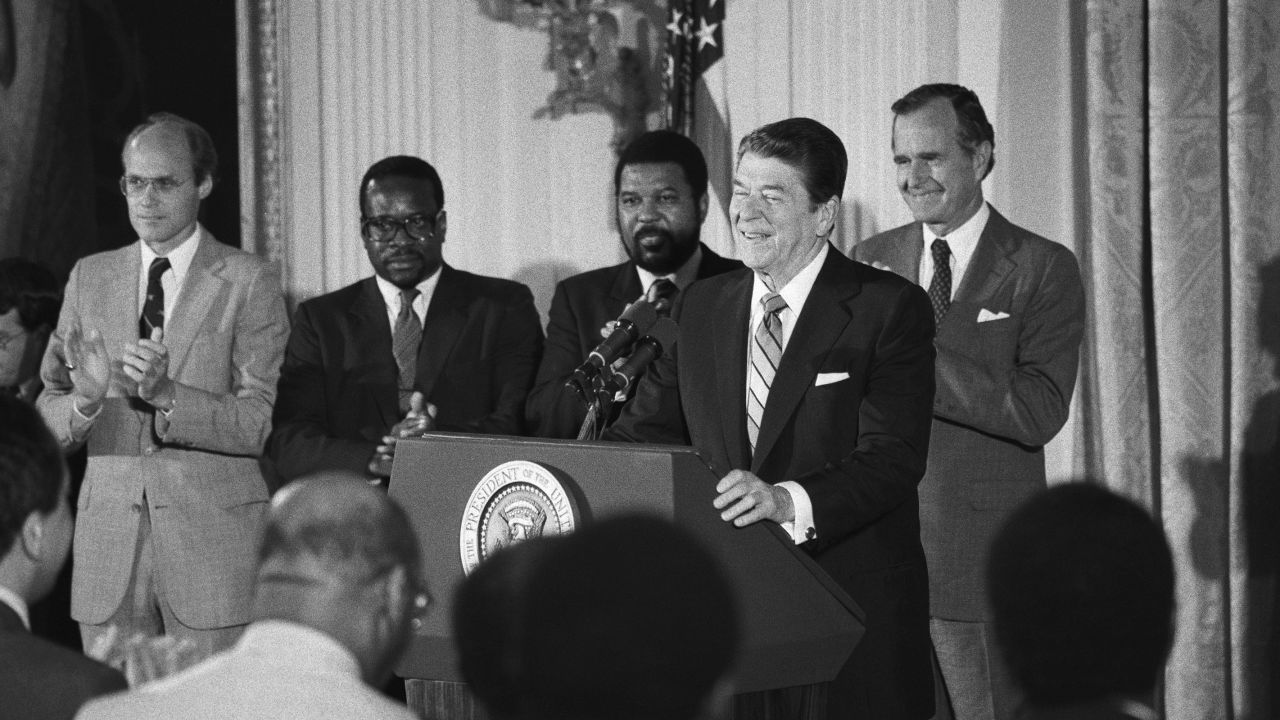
[525,131,742,439]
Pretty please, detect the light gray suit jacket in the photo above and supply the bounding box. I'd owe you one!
[855,206,1085,621]
[37,228,289,629]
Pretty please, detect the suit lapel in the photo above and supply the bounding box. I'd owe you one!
[351,278,399,428]
[951,208,1017,314]
[416,265,467,404]
[610,263,643,305]
[712,272,753,470]
[165,230,222,375]
[102,245,141,346]
[751,249,860,471]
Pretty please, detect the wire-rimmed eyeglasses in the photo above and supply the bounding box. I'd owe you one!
[119,175,188,197]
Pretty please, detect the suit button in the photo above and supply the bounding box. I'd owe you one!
[143,446,157,456]
[131,504,142,513]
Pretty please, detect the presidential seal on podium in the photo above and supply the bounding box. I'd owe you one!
[459,460,578,574]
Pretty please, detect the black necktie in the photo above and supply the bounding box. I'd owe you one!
[927,239,951,327]
[140,257,171,338]
[646,278,679,318]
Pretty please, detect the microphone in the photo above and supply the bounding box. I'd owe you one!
[598,317,678,398]
[569,300,659,390]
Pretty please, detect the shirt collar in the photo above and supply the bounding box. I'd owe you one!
[923,201,989,255]
[140,223,201,286]
[237,620,362,678]
[0,584,30,629]
[374,265,442,312]
[750,243,829,319]
[634,244,704,297]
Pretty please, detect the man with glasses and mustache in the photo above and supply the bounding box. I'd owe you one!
[269,155,544,485]
[36,112,289,664]
[526,131,741,438]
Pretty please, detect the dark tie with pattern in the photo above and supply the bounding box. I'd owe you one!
[747,292,787,453]
[928,238,952,327]
[393,288,423,414]
[646,278,679,318]
[139,257,171,338]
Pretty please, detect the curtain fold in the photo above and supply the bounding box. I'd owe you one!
[1085,1,1280,717]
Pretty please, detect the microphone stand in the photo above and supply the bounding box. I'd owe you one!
[574,374,619,441]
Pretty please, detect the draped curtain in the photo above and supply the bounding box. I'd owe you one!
[1083,1,1280,717]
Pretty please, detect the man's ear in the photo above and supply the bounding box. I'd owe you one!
[971,141,993,180]
[378,565,411,627]
[817,196,840,238]
[697,192,710,224]
[19,512,45,562]
[197,174,214,200]
[435,210,447,243]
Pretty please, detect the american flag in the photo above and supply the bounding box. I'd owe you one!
[664,0,734,250]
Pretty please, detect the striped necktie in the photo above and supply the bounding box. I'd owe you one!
[393,288,422,414]
[747,292,787,452]
[139,257,171,338]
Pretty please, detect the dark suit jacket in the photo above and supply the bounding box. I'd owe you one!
[268,265,545,481]
[609,246,937,720]
[855,206,1085,621]
[525,243,743,438]
[0,600,127,720]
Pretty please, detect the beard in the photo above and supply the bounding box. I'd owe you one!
[625,226,699,275]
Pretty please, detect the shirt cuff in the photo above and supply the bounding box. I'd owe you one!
[776,480,816,545]
[70,398,102,440]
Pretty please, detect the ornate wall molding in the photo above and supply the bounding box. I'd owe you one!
[236,0,284,270]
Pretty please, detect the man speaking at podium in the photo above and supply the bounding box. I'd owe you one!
[608,118,937,720]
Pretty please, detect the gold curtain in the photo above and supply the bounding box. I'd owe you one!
[1082,0,1280,717]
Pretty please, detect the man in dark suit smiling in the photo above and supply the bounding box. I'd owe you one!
[269,155,544,485]
[610,118,937,720]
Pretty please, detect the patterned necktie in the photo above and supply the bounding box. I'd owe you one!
[646,278,679,318]
[139,257,171,338]
[747,292,787,453]
[393,288,422,414]
[927,238,952,327]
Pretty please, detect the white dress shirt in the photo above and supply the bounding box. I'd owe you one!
[0,584,30,629]
[919,201,990,296]
[745,244,829,545]
[374,266,442,328]
[138,225,201,325]
[634,244,704,299]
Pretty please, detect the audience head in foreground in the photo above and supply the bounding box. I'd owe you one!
[456,514,739,720]
[987,482,1175,718]
[76,472,425,720]
[0,395,126,719]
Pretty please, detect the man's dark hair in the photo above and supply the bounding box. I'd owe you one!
[613,130,709,201]
[891,83,996,178]
[123,112,220,186]
[0,258,61,332]
[736,117,847,206]
[987,482,1175,706]
[520,514,739,720]
[0,396,66,559]
[454,539,557,720]
[359,155,445,216]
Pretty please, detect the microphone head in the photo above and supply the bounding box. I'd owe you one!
[618,300,659,335]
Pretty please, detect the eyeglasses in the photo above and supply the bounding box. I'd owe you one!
[120,175,189,197]
[361,213,439,244]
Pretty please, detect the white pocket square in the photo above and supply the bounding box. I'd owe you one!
[815,372,850,386]
[977,309,1010,323]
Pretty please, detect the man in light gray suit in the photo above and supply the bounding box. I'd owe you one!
[37,112,289,663]
[855,84,1085,720]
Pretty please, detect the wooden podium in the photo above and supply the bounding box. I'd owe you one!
[389,432,864,719]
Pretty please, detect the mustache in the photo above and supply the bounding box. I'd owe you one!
[634,226,673,242]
